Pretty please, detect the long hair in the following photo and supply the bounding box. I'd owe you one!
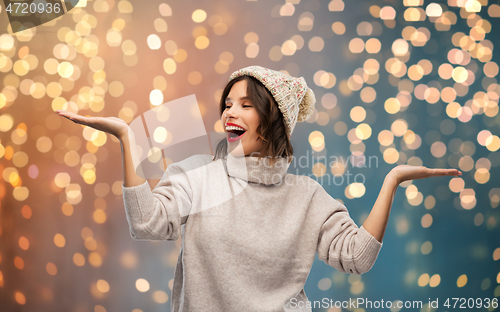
[213,75,293,166]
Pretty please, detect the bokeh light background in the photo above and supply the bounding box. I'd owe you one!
[1,0,500,311]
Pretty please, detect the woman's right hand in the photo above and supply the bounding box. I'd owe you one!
[55,110,130,140]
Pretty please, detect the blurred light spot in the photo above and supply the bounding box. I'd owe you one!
[58,62,74,78]
[312,163,326,177]
[457,274,467,287]
[120,251,138,269]
[19,236,29,250]
[474,213,484,226]
[350,281,364,295]
[298,12,314,31]
[318,277,332,291]
[94,305,106,312]
[365,38,381,53]
[481,278,491,290]
[73,253,85,266]
[308,37,324,52]
[449,178,465,193]
[426,3,443,17]
[14,291,26,305]
[163,58,176,74]
[392,39,409,56]
[96,279,110,293]
[282,40,297,56]
[62,202,74,216]
[14,256,24,270]
[0,114,14,132]
[244,32,259,44]
[13,187,29,201]
[150,89,164,106]
[452,66,468,83]
[429,274,441,287]
[347,183,366,198]
[331,22,345,35]
[136,278,150,292]
[269,45,283,62]
[54,233,66,247]
[188,71,202,85]
[380,6,396,20]
[493,248,500,261]
[85,237,97,251]
[385,98,401,114]
[418,273,429,286]
[153,290,169,303]
[321,93,337,109]
[21,205,32,219]
[159,3,172,16]
[147,34,161,50]
[154,18,168,33]
[119,42,136,61]
[192,9,207,23]
[309,131,325,151]
[349,38,364,53]
[246,43,259,58]
[46,262,57,275]
[421,241,432,254]
[93,209,106,224]
[89,252,102,267]
[195,36,209,49]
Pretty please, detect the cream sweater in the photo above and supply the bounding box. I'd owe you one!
[122,153,383,312]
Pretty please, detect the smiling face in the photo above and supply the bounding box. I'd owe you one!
[222,79,263,157]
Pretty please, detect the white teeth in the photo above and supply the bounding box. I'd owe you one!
[225,125,245,131]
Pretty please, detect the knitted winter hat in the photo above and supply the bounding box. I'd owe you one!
[228,65,316,138]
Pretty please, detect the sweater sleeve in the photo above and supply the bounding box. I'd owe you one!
[121,162,192,241]
[313,183,383,275]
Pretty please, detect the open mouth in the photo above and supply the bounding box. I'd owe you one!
[227,129,246,142]
[228,129,245,138]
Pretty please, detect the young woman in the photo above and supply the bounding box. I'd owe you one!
[56,66,462,311]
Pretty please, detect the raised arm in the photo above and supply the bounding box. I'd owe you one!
[55,110,146,187]
[56,110,189,241]
[362,165,462,243]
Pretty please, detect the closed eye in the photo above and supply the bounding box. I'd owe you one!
[225,105,252,109]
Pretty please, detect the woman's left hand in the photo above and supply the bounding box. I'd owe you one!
[389,165,462,185]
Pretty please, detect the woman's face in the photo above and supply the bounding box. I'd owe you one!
[222,79,263,157]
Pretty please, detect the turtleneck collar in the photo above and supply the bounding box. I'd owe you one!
[224,152,291,185]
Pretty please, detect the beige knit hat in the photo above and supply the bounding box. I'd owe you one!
[228,65,316,138]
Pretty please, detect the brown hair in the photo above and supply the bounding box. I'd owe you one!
[213,75,293,166]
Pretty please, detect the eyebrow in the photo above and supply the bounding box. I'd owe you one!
[225,96,251,103]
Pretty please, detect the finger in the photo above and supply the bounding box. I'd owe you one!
[445,169,462,176]
[429,168,446,175]
[56,110,80,119]
[56,111,76,120]
[436,168,462,176]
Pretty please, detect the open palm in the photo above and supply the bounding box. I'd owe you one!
[390,164,462,184]
[55,110,130,139]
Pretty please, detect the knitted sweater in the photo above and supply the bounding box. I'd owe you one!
[122,153,383,312]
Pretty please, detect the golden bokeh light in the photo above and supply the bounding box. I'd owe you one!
[136,278,150,292]
[457,274,468,287]
[418,273,430,287]
[192,9,207,23]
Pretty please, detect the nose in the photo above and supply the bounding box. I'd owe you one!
[224,106,238,120]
